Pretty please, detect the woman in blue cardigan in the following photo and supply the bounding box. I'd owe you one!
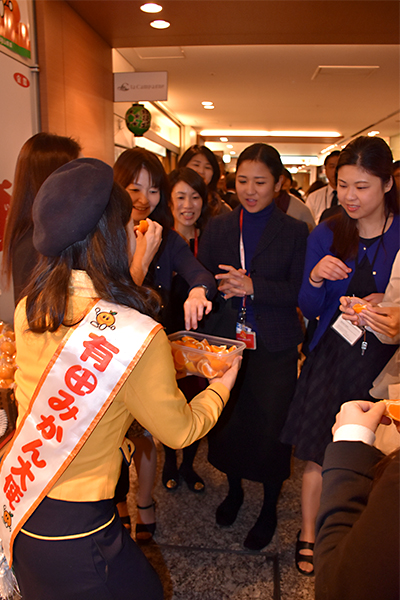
[281,136,400,576]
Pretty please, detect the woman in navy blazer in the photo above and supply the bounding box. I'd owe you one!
[198,143,308,551]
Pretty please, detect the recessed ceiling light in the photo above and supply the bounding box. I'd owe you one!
[226,144,233,148]
[368,130,380,137]
[220,137,228,142]
[203,105,214,110]
[140,3,162,13]
[201,101,213,106]
[230,151,235,155]
[150,19,170,29]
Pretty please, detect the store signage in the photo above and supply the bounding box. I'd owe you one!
[0,0,31,58]
[114,71,168,102]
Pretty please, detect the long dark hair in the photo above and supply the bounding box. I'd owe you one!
[25,183,160,333]
[3,133,81,281]
[328,136,398,261]
[168,167,210,232]
[178,145,223,217]
[113,148,173,230]
[236,143,283,183]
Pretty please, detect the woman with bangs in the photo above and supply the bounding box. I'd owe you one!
[281,136,400,576]
[161,167,211,493]
[178,145,231,217]
[113,149,216,541]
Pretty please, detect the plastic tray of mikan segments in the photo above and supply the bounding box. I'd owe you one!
[168,331,246,379]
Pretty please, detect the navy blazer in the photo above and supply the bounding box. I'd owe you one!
[198,204,308,352]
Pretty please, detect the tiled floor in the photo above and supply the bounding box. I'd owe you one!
[127,439,315,600]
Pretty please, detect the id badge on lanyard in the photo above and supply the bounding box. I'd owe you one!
[236,210,256,350]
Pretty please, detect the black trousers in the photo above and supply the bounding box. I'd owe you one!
[13,497,163,600]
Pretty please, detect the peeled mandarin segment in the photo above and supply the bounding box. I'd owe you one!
[353,303,366,314]
[208,357,226,371]
[186,352,201,364]
[197,358,218,378]
[138,220,149,233]
[173,349,187,366]
[185,361,198,374]
[210,344,227,354]
[384,400,400,421]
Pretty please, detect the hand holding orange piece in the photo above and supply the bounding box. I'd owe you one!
[137,219,149,234]
[383,400,400,422]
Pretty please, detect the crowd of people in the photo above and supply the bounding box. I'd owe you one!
[1,133,399,599]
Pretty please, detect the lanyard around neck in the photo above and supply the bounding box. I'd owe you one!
[239,209,246,271]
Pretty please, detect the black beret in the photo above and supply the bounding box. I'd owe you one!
[32,157,114,257]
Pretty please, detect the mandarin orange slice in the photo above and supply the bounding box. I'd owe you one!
[210,344,228,354]
[208,357,226,371]
[185,361,199,374]
[137,220,149,233]
[384,400,400,421]
[173,349,187,366]
[197,358,219,378]
[353,303,366,314]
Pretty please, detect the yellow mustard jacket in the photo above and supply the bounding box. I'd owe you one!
[13,271,229,502]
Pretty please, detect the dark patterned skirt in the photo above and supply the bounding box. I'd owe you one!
[280,323,398,466]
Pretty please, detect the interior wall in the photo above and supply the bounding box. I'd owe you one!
[35,0,114,164]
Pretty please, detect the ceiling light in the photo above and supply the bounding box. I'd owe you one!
[222,155,231,164]
[368,130,380,137]
[230,151,235,155]
[203,105,214,110]
[200,130,341,138]
[201,101,213,106]
[150,19,170,29]
[320,144,338,154]
[226,144,233,148]
[220,137,228,142]
[140,3,162,13]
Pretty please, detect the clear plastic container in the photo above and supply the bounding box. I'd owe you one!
[168,330,246,379]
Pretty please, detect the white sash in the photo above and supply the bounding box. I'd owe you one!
[0,299,162,565]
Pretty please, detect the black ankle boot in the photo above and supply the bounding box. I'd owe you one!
[243,509,277,551]
[243,479,282,550]
[178,465,205,493]
[216,488,244,527]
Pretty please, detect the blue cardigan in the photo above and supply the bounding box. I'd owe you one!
[299,214,400,350]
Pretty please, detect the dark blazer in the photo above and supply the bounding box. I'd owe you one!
[197,204,308,352]
[145,229,216,308]
[315,442,399,600]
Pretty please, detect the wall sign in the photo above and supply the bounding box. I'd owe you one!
[114,72,168,102]
[0,0,31,58]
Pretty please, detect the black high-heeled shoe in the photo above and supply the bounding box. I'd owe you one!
[162,462,180,491]
[135,501,156,543]
[178,465,205,493]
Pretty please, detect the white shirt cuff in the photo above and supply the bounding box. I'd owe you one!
[333,424,376,446]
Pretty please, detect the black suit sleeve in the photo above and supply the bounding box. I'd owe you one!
[314,442,400,600]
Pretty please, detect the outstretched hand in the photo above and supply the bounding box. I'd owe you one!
[332,400,391,437]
